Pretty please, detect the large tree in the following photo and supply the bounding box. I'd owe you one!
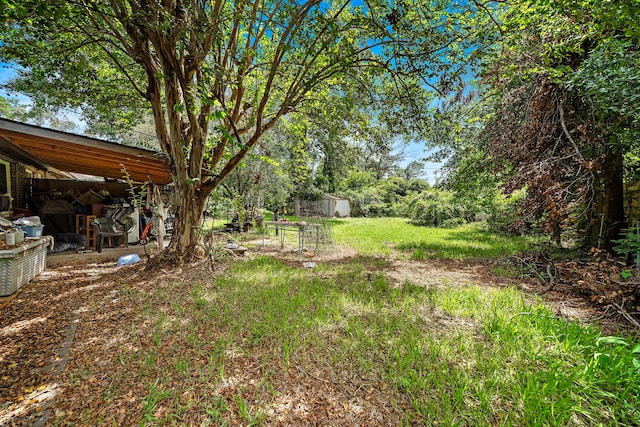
[1,0,479,262]
[473,0,640,249]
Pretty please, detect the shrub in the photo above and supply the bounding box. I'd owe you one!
[339,188,386,217]
[441,217,467,228]
[338,170,376,191]
[405,189,467,227]
[487,188,527,233]
[613,222,640,264]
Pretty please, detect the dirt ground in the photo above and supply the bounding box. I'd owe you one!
[0,240,636,425]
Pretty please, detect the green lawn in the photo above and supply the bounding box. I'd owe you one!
[67,218,639,426]
[332,217,537,258]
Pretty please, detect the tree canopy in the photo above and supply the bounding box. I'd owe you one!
[1,0,485,261]
[436,0,640,248]
[8,0,637,254]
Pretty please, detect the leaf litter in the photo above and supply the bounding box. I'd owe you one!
[0,244,637,425]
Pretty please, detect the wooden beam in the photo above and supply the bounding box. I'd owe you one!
[0,119,173,183]
[13,141,167,172]
[13,138,161,163]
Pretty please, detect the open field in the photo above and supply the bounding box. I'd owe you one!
[1,218,638,425]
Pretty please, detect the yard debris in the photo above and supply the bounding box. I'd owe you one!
[117,254,141,266]
[225,240,247,256]
[506,248,640,330]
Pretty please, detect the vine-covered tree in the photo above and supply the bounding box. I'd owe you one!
[1,0,482,262]
[478,0,640,249]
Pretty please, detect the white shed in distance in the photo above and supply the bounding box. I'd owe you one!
[300,195,351,217]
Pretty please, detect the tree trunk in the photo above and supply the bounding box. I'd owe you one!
[166,181,207,263]
[592,146,625,251]
[551,219,561,245]
[294,193,301,217]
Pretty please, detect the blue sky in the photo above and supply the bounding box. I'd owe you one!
[0,65,23,101]
[0,64,32,105]
[0,64,15,80]
[400,143,443,184]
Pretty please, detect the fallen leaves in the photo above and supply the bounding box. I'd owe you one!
[2,245,636,426]
[0,260,124,424]
[507,248,640,330]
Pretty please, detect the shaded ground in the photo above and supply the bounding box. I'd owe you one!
[0,240,637,425]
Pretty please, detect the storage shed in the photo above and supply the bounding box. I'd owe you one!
[324,195,350,217]
[300,195,351,218]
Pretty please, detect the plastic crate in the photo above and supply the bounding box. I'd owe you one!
[21,225,44,238]
[0,239,47,296]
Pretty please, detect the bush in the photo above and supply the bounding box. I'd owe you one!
[441,217,467,228]
[405,189,467,227]
[339,170,376,191]
[487,188,527,233]
[339,188,386,217]
[337,176,432,218]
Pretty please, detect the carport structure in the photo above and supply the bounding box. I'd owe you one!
[0,118,171,184]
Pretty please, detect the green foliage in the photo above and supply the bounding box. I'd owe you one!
[229,195,246,225]
[620,270,633,280]
[119,163,146,208]
[284,117,312,195]
[335,172,519,232]
[404,189,468,227]
[338,169,377,191]
[337,174,435,219]
[218,121,292,213]
[375,176,413,204]
[474,0,638,249]
[568,39,640,182]
[613,222,640,265]
[339,187,386,217]
[569,40,640,125]
[487,188,528,233]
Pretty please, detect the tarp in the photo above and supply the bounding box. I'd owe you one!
[40,199,75,236]
[40,199,75,214]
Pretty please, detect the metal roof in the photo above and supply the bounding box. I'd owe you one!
[0,118,172,184]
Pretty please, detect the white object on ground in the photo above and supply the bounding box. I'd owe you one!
[117,254,141,266]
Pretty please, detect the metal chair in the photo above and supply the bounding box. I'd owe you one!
[92,217,128,253]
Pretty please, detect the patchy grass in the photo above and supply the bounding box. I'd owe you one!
[3,218,632,425]
[51,254,640,426]
[332,218,537,258]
